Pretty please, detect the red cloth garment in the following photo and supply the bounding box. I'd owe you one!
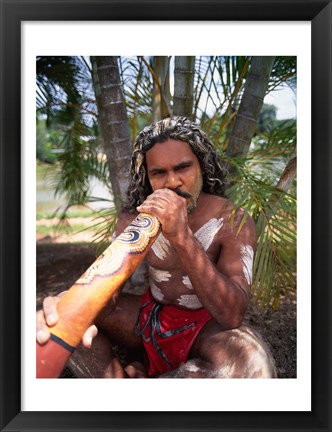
[135,288,213,377]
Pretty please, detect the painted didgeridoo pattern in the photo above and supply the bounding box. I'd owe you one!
[36,213,160,378]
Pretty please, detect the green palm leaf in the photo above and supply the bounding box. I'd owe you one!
[224,156,296,308]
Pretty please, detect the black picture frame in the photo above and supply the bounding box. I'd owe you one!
[1,0,331,431]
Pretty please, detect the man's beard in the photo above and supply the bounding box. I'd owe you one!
[187,194,199,214]
[174,175,203,214]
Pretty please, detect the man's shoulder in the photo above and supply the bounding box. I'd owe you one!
[202,193,234,215]
[202,194,255,232]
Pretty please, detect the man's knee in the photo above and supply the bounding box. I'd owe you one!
[195,324,277,378]
[214,326,277,378]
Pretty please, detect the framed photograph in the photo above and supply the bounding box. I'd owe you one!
[1,0,331,431]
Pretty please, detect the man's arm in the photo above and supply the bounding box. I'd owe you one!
[171,210,255,329]
[137,189,256,330]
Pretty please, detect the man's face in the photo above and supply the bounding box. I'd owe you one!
[145,139,203,213]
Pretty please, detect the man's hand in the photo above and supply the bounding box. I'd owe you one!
[36,292,98,348]
[136,189,190,242]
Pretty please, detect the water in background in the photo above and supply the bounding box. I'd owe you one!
[36,168,114,214]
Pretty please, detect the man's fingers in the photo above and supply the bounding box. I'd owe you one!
[37,294,62,344]
[37,292,97,348]
[36,310,51,345]
[43,296,59,326]
[147,192,171,203]
[137,203,164,212]
[137,200,166,213]
[82,325,98,348]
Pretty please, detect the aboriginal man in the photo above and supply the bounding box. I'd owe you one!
[37,116,277,378]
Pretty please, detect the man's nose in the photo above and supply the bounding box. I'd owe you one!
[165,172,182,189]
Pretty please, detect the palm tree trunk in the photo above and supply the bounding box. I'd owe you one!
[261,156,297,220]
[226,56,275,158]
[151,56,171,122]
[173,56,195,119]
[91,56,131,212]
[276,156,297,192]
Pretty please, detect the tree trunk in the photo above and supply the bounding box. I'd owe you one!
[263,156,297,217]
[276,156,297,192]
[152,56,171,122]
[226,56,275,158]
[91,56,131,212]
[173,56,195,119]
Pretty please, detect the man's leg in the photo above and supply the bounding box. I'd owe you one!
[159,320,277,378]
[67,293,146,378]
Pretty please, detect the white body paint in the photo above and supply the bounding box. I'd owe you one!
[194,218,224,251]
[151,232,171,260]
[240,244,254,285]
[150,282,165,301]
[149,218,225,309]
[149,266,170,302]
[149,266,171,283]
[183,362,201,373]
[179,218,224,300]
[178,294,203,309]
[151,218,223,261]
[222,328,275,378]
[214,363,236,378]
[182,275,193,290]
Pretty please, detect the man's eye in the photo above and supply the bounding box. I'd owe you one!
[177,164,190,171]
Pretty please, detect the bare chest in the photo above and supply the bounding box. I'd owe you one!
[146,216,224,308]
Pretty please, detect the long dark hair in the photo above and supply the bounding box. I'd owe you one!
[124,116,228,210]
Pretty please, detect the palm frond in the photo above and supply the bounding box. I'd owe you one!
[36,56,108,223]
[119,56,154,140]
[224,157,296,308]
[268,56,297,93]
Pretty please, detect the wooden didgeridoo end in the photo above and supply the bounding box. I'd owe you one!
[36,213,160,378]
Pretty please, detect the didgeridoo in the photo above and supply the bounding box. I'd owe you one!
[36,213,160,378]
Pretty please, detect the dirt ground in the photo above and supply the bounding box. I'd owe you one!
[36,240,297,379]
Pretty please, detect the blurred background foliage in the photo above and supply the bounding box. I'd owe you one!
[36,55,297,308]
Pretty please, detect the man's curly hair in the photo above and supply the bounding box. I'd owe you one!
[124,116,228,210]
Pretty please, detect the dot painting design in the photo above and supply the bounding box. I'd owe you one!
[76,214,160,285]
